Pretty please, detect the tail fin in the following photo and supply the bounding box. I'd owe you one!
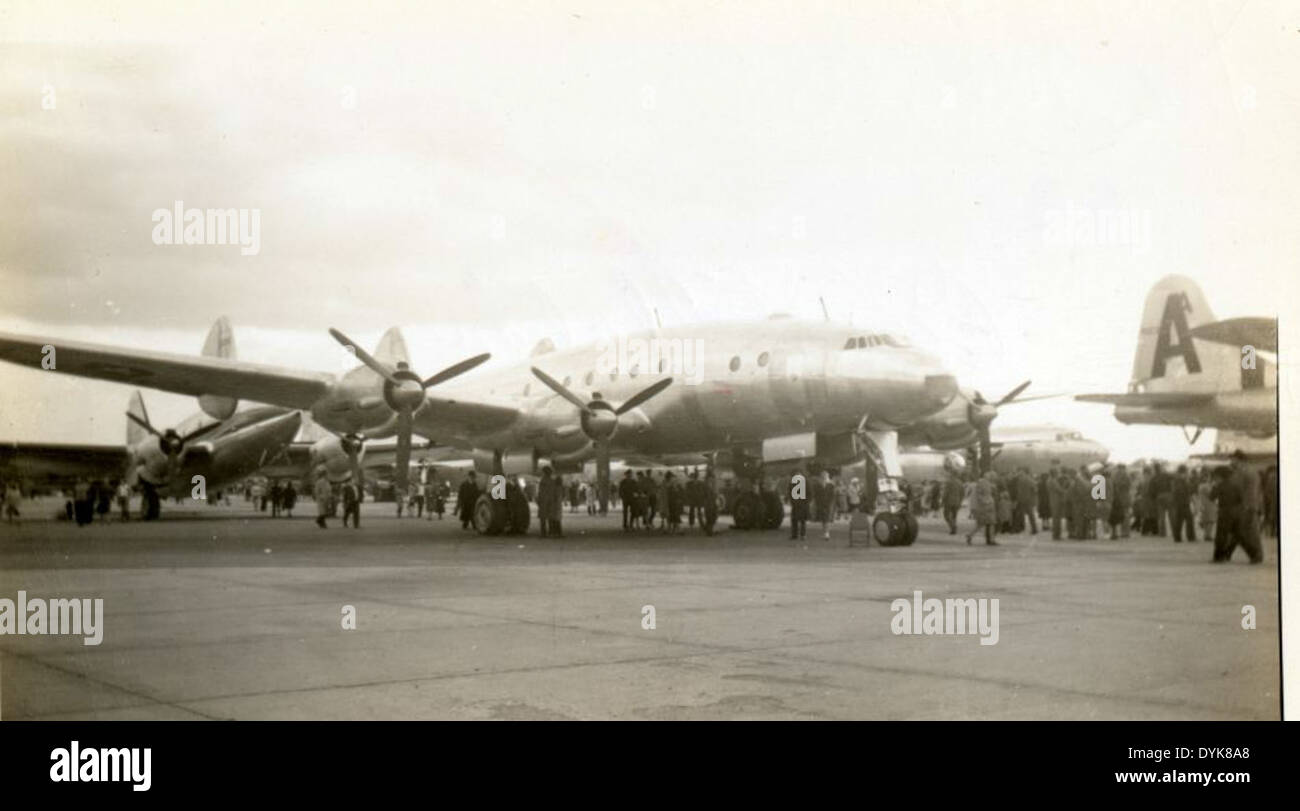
[1130,275,1238,393]
[127,390,150,446]
[372,327,411,369]
[198,316,239,420]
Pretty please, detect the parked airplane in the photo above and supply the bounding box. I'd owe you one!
[896,379,1058,470]
[900,424,1108,481]
[0,319,304,518]
[0,315,958,542]
[1075,275,1277,442]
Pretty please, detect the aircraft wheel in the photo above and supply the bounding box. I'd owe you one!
[473,493,508,535]
[732,492,759,529]
[506,485,531,534]
[760,491,785,530]
[873,513,904,546]
[899,513,918,546]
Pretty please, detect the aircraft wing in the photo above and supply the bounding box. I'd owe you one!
[0,441,131,484]
[1189,317,1278,353]
[1074,392,1216,407]
[0,330,335,409]
[414,397,522,446]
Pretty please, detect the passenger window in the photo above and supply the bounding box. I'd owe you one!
[757,352,769,367]
[729,356,741,372]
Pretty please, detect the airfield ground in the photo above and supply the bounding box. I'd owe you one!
[0,500,1280,720]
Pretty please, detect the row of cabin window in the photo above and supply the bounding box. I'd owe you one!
[518,352,774,396]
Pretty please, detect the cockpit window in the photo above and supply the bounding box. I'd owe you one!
[844,338,857,350]
[882,334,911,348]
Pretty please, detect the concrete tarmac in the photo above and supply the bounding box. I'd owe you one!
[0,501,1280,720]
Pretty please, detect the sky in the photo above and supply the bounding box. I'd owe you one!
[1,0,1296,462]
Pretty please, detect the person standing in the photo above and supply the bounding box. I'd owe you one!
[1194,468,1216,541]
[967,471,997,546]
[813,470,836,541]
[789,470,809,541]
[424,477,437,521]
[1150,463,1173,537]
[941,472,964,535]
[1109,463,1131,539]
[457,471,480,530]
[313,475,332,529]
[701,471,719,536]
[1170,465,1197,542]
[619,471,638,531]
[1048,465,1068,540]
[283,481,297,518]
[115,480,132,522]
[664,472,684,534]
[340,480,361,528]
[270,482,282,517]
[685,470,703,528]
[1231,451,1263,561]
[1014,467,1038,535]
[537,466,562,538]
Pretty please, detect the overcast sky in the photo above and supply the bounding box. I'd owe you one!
[1,1,1295,461]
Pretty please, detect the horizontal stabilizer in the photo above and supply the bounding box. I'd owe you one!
[1189,317,1277,354]
[1074,392,1215,407]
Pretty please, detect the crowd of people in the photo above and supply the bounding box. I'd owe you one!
[3,453,1278,563]
[916,452,1274,563]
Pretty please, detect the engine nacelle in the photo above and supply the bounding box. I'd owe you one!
[132,438,177,487]
[310,435,365,483]
[472,449,538,477]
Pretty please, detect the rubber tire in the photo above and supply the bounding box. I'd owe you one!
[732,492,759,529]
[760,491,785,530]
[873,513,903,546]
[899,513,918,546]
[473,493,508,535]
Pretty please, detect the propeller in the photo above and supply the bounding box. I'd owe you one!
[126,405,221,458]
[964,380,1034,473]
[329,328,489,493]
[530,366,674,512]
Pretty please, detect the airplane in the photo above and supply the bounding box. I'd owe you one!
[896,379,1059,471]
[900,424,1109,481]
[1,314,959,543]
[1075,275,1277,443]
[0,318,303,518]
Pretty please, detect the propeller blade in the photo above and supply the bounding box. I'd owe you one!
[394,411,413,493]
[531,367,590,412]
[329,328,399,385]
[996,380,1032,407]
[181,421,222,443]
[1000,392,1061,405]
[615,377,673,415]
[972,390,987,405]
[422,352,491,388]
[126,411,163,438]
